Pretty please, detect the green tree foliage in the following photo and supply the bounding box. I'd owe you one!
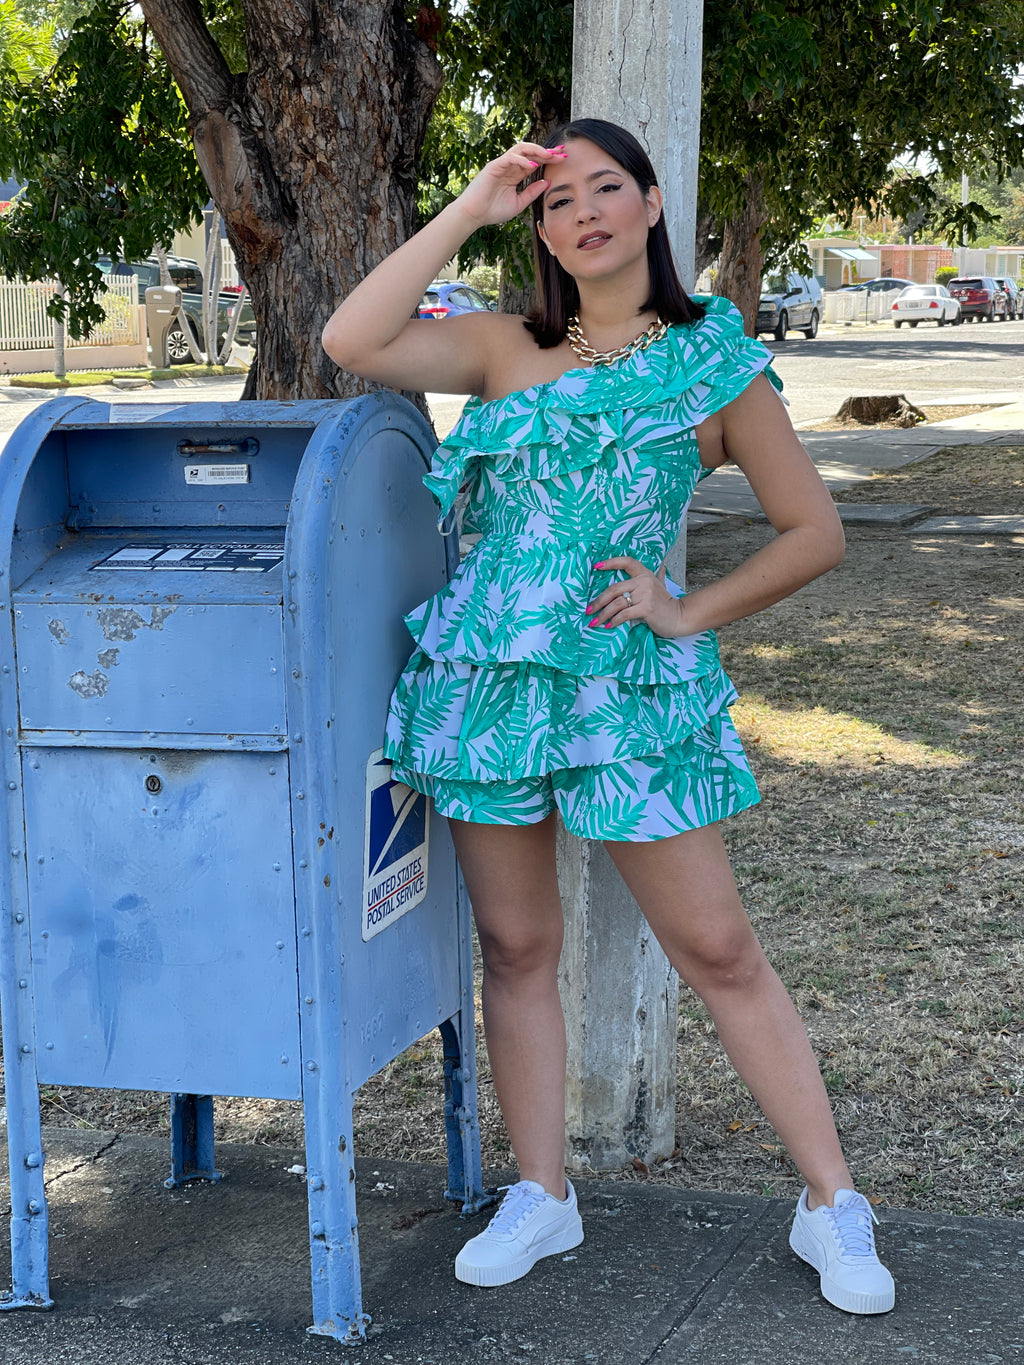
[0,0,55,79]
[3,0,1023,341]
[703,0,1024,264]
[918,168,1024,247]
[1001,185,1024,244]
[418,1,572,288]
[0,0,208,334]
[11,0,91,37]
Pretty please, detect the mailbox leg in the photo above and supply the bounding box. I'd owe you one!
[165,1093,223,1188]
[440,871,489,1216]
[304,1100,371,1345]
[0,1071,52,1310]
[439,1017,488,1215]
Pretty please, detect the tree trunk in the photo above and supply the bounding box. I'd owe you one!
[498,85,568,316]
[139,0,443,401]
[693,203,720,282]
[714,173,766,335]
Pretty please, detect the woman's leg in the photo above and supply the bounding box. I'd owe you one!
[604,824,851,1209]
[448,811,568,1199]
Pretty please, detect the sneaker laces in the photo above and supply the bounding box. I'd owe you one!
[823,1193,879,1258]
[486,1181,549,1237]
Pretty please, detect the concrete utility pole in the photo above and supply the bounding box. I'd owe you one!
[573,1,702,287]
[563,0,704,1172]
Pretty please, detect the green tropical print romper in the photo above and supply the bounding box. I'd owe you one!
[383,295,782,841]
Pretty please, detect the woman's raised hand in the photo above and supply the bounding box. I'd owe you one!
[454,142,567,229]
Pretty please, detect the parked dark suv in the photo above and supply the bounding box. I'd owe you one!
[98,254,257,360]
[994,277,1023,321]
[946,277,1009,322]
[755,272,823,340]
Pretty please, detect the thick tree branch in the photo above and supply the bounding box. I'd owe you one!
[140,0,272,256]
[138,0,234,118]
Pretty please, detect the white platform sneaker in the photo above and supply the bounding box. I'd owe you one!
[789,1186,896,1314]
[455,1178,584,1287]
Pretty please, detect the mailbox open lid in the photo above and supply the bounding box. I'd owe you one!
[5,398,342,747]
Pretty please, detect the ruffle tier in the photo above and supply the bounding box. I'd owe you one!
[423,294,780,522]
[382,651,741,782]
[404,547,722,686]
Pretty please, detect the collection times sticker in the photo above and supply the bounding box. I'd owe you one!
[362,749,429,941]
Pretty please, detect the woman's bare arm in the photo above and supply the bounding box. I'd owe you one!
[586,375,844,638]
[678,375,845,633]
[321,142,565,395]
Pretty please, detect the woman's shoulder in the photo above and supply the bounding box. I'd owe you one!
[478,316,580,405]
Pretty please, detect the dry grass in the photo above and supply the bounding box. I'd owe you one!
[7,446,1023,1219]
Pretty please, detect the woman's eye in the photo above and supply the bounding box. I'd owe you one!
[598,182,621,193]
[549,197,570,210]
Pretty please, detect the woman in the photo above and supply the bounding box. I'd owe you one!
[322,119,894,1315]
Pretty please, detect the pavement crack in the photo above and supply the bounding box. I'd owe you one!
[641,1200,784,1363]
[42,1132,121,1190]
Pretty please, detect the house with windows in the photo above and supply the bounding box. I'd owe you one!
[804,239,878,288]
[806,237,1024,287]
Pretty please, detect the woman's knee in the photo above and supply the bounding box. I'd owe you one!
[676,927,769,996]
[476,916,563,980]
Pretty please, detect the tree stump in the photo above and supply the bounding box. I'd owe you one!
[836,395,926,427]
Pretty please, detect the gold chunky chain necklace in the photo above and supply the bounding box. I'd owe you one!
[566,314,668,365]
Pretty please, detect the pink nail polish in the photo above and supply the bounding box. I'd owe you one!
[594,561,606,568]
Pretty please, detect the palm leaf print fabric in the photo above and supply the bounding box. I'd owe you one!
[383,295,781,839]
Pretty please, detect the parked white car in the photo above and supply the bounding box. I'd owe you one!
[891,285,961,328]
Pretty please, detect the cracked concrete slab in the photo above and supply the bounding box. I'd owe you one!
[834,504,934,526]
[0,1131,1022,1365]
[650,1203,1024,1364]
[909,515,1024,536]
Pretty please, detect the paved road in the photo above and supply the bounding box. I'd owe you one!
[766,317,1024,424]
[427,319,1023,434]
[1,318,1019,449]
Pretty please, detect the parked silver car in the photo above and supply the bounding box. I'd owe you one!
[755,272,823,340]
[994,278,1023,321]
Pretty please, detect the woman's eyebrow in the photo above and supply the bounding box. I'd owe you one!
[545,168,623,197]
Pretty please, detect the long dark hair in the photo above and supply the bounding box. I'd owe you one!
[523,118,705,348]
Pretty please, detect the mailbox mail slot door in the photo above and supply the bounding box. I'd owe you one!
[14,602,286,743]
[22,746,302,1099]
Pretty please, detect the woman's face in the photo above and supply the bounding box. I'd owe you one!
[536,137,662,282]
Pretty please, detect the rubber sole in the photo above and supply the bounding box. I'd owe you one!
[789,1221,895,1315]
[455,1215,584,1287]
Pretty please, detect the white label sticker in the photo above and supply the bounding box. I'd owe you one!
[362,749,429,941]
[107,404,183,423]
[92,542,284,573]
[184,464,250,485]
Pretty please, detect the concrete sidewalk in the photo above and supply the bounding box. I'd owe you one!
[1,1128,1021,1364]
[688,394,1024,522]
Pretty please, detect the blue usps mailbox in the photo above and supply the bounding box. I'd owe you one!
[0,395,486,1342]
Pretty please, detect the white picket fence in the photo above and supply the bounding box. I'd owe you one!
[823,290,892,324]
[0,276,141,351]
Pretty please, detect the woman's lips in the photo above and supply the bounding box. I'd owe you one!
[577,233,611,250]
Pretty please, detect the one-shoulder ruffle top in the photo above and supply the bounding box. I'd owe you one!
[383,294,780,783]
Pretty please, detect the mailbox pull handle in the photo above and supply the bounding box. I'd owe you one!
[177,438,260,458]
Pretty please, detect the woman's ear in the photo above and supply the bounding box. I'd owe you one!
[537,220,553,254]
[646,184,663,228]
